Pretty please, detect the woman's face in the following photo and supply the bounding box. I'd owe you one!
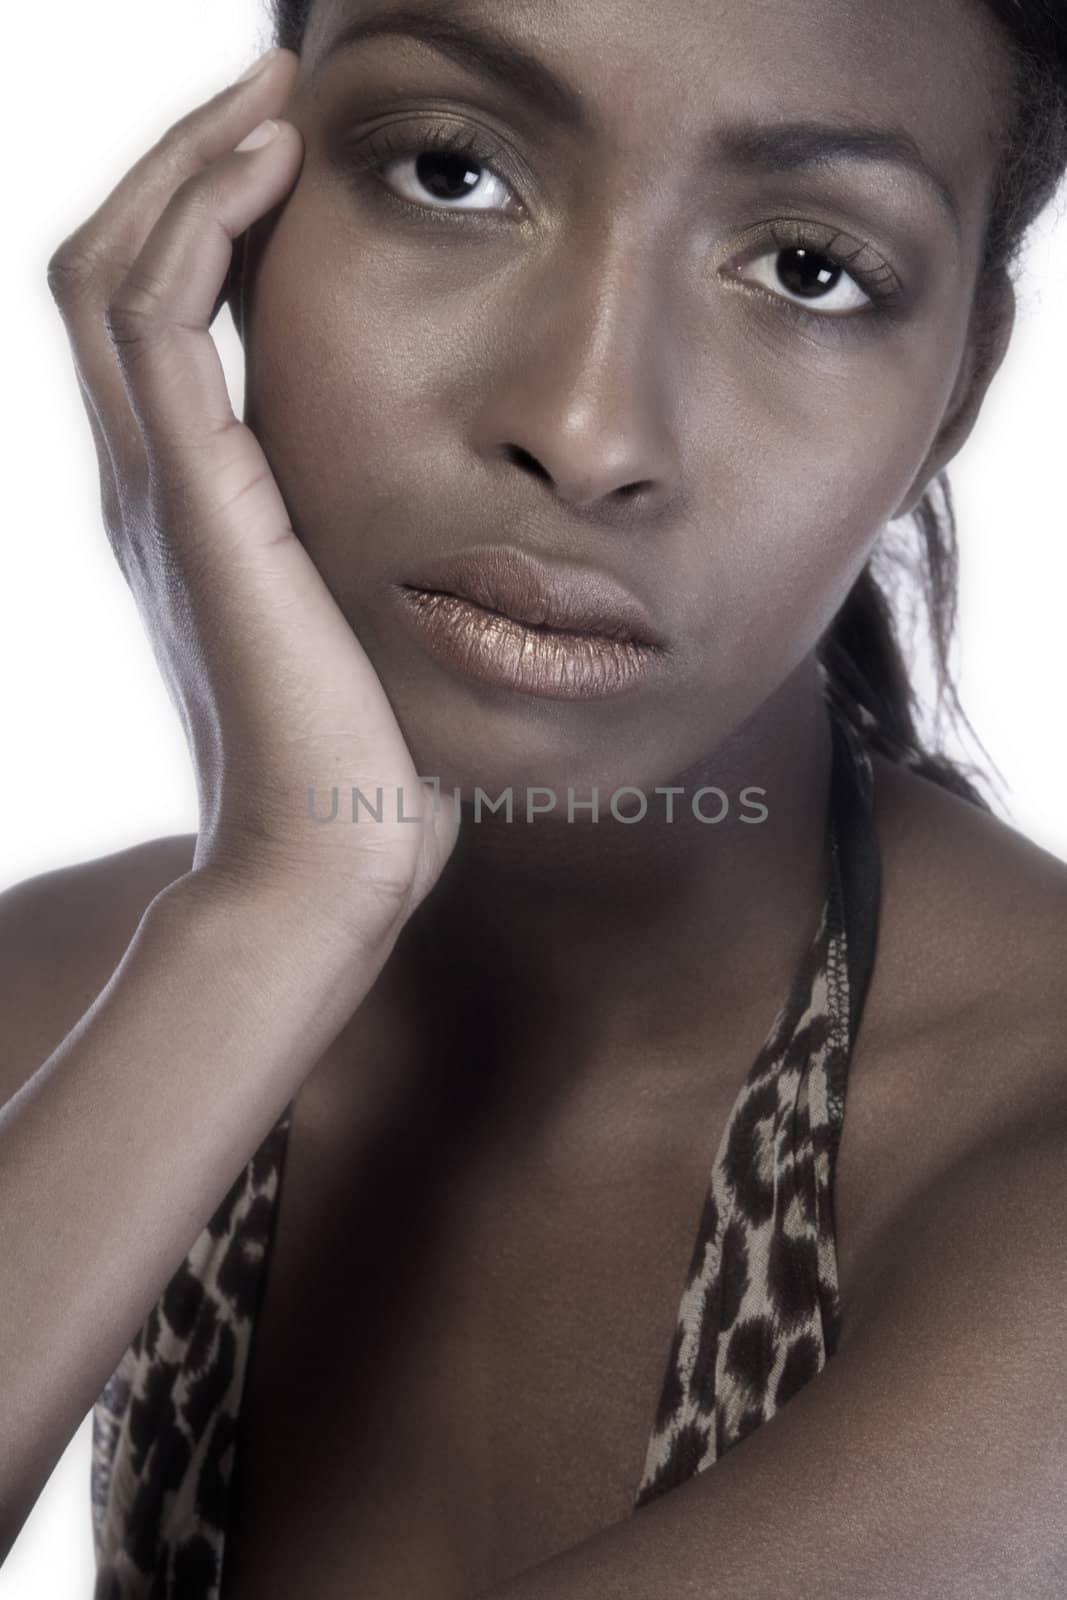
[240,0,1013,800]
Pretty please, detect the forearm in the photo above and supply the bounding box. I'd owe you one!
[472,1119,1067,1600]
[0,873,388,1555]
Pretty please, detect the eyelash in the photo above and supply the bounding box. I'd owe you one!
[342,120,904,323]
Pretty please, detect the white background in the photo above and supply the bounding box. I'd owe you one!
[3,2,1066,1593]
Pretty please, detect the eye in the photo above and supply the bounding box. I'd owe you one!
[731,222,901,318]
[744,245,870,314]
[346,120,524,217]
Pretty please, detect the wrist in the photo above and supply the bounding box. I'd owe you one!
[146,862,403,1002]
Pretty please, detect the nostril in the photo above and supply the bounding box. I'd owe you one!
[503,444,550,480]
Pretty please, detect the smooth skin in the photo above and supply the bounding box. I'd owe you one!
[4,0,1067,1594]
[1,45,455,1559]
[44,46,458,931]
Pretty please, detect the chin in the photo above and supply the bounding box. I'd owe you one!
[385,685,747,838]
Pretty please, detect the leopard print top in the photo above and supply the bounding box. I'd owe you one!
[90,691,881,1599]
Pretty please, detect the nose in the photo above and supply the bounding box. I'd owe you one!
[471,242,682,517]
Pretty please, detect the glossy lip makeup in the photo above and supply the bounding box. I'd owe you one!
[388,545,669,701]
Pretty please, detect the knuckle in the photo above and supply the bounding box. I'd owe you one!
[157,101,234,175]
[136,120,198,197]
[105,270,168,349]
[46,235,99,305]
[104,299,151,352]
[156,107,201,160]
[172,169,225,229]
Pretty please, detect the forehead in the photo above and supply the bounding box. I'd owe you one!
[308,0,1012,217]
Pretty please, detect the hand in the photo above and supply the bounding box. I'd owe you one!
[46,49,461,952]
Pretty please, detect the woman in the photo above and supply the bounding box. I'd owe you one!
[3,0,1066,1595]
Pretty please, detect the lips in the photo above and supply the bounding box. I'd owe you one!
[395,544,664,649]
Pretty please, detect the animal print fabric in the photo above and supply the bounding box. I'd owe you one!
[90,1119,293,1598]
[91,696,879,1598]
[635,791,858,1497]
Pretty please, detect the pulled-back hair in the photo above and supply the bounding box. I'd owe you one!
[268,0,1067,809]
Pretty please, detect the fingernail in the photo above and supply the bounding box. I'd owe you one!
[235,119,281,153]
[235,47,281,84]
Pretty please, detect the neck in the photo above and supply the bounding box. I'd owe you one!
[336,661,837,1134]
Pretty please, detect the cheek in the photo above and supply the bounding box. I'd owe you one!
[244,191,957,724]
[244,258,420,549]
[671,314,958,677]
[241,198,480,587]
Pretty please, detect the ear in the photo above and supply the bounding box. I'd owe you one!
[891,268,1016,520]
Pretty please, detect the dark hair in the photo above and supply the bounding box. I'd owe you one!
[269,0,1067,811]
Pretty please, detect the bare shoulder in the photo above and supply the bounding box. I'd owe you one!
[0,833,198,1106]
[866,750,1067,1044]
[835,750,1067,1299]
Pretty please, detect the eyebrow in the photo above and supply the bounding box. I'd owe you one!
[313,6,586,132]
[718,121,962,237]
[314,7,962,235]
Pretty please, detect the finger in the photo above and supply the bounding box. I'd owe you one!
[57,226,248,544]
[46,50,300,495]
[99,116,414,786]
[74,366,128,549]
[210,234,247,331]
[106,120,304,536]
